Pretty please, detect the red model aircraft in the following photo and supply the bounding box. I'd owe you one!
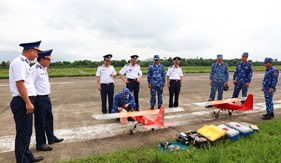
[92,107,184,134]
[193,94,253,118]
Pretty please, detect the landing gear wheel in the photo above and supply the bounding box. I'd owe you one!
[215,114,219,118]
[129,130,133,135]
[152,128,155,131]
[228,111,232,116]
[213,111,216,114]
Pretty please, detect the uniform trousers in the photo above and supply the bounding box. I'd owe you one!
[209,82,224,101]
[10,96,35,163]
[263,87,274,114]
[34,95,55,146]
[150,85,163,107]
[126,79,140,109]
[101,83,114,113]
[168,80,181,107]
[232,82,248,98]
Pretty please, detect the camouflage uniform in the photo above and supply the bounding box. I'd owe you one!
[209,62,229,100]
[262,65,279,115]
[232,61,253,98]
[147,63,166,108]
[112,88,136,113]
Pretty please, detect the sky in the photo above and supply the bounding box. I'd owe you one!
[0,0,281,62]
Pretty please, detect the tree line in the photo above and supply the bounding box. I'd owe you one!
[0,57,280,69]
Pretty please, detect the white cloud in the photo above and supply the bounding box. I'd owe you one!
[0,0,281,61]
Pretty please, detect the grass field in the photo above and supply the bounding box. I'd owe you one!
[1,65,280,79]
[65,118,281,163]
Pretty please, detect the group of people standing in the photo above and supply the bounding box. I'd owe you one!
[9,41,63,163]
[97,52,279,122]
[8,40,279,162]
[96,54,183,115]
[208,52,279,120]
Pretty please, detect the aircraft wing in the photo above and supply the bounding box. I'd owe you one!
[92,107,184,120]
[193,98,241,107]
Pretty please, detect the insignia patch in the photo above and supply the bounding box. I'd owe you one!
[21,57,29,63]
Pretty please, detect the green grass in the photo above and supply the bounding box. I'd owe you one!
[65,118,281,163]
[1,65,280,79]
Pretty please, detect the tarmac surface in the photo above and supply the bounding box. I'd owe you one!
[0,72,280,162]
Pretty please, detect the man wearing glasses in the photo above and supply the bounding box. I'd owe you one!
[119,55,142,111]
[9,41,44,162]
[31,49,63,152]
[96,54,117,114]
[147,55,166,110]
[209,54,229,101]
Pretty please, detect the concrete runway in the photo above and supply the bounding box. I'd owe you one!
[0,72,280,162]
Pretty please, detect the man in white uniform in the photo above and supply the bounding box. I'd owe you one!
[119,55,142,111]
[31,49,63,152]
[9,41,44,163]
[166,57,183,108]
[96,54,117,113]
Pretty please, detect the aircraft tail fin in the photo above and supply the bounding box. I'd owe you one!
[156,106,165,125]
[240,94,253,111]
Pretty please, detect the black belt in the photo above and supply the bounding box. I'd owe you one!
[170,79,180,82]
[101,83,113,85]
[29,96,36,100]
[128,78,138,81]
[14,96,36,100]
[37,95,49,97]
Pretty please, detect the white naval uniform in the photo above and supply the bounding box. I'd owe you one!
[96,64,116,113]
[96,64,117,84]
[31,63,51,95]
[9,55,36,97]
[119,63,142,79]
[166,65,183,80]
[166,65,183,108]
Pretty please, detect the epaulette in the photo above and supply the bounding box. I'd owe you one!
[35,64,43,69]
[21,57,29,64]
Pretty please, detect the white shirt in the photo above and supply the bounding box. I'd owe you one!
[9,55,37,97]
[119,63,142,79]
[166,65,183,80]
[96,64,117,84]
[31,63,51,95]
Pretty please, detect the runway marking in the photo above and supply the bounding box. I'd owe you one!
[1,101,280,153]
[51,82,76,85]
[0,82,75,87]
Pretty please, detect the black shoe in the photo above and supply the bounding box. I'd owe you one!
[49,137,64,144]
[36,144,53,151]
[31,156,44,162]
[116,118,120,121]
[150,107,154,110]
[127,117,135,121]
[158,105,162,109]
[263,113,268,117]
[262,114,272,120]
[271,112,274,118]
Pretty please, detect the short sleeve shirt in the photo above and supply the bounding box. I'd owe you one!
[9,55,36,97]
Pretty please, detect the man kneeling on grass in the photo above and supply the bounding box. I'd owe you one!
[112,88,136,123]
